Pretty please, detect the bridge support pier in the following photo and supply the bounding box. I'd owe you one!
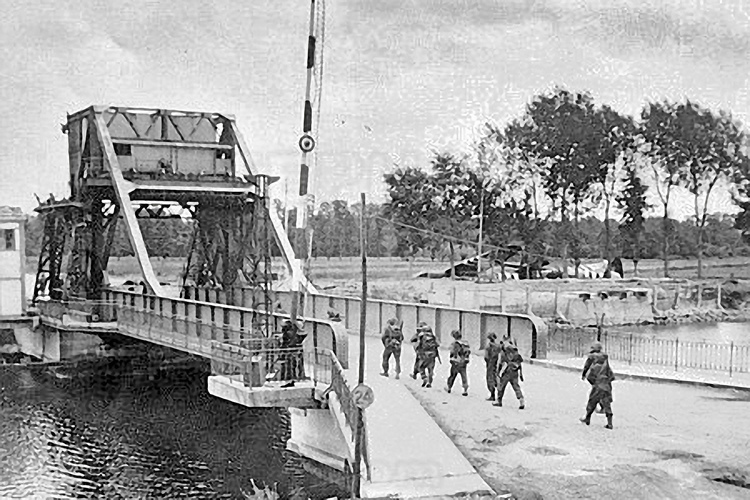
[287,407,350,473]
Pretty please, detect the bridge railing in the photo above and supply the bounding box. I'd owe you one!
[210,341,307,387]
[306,347,371,480]
[36,297,114,322]
[100,289,348,367]
[184,286,547,360]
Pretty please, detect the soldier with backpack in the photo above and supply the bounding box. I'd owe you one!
[484,333,503,401]
[493,343,525,409]
[417,325,440,387]
[580,348,615,429]
[581,341,606,413]
[410,321,429,379]
[381,318,404,379]
[446,330,471,396]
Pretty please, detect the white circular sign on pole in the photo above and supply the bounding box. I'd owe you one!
[351,383,375,410]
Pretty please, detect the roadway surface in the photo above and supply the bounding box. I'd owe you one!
[344,334,495,499]
[350,331,750,500]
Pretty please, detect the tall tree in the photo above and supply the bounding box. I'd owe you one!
[639,101,689,277]
[641,100,748,278]
[383,166,435,258]
[503,88,612,277]
[617,164,650,276]
[596,106,636,262]
[427,153,478,278]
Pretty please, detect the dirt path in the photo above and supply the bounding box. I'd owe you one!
[374,338,750,499]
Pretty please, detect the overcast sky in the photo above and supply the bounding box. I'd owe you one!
[2,0,750,218]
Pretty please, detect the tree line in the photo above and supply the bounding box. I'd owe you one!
[23,200,750,268]
[383,87,750,278]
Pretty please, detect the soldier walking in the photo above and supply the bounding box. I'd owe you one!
[410,321,428,379]
[484,333,503,401]
[493,343,525,409]
[417,326,440,388]
[445,330,471,396]
[381,318,404,379]
[580,347,615,429]
[582,341,606,413]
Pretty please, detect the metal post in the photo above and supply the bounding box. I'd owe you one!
[717,283,723,309]
[729,341,734,378]
[353,192,367,498]
[477,192,484,278]
[674,337,679,371]
[629,333,633,365]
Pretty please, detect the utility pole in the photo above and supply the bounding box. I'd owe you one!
[352,192,367,498]
[477,190,484,278]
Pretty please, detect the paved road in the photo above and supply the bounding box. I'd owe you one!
[351,332,750,500]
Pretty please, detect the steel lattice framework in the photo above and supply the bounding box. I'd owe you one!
[32,106,313,322]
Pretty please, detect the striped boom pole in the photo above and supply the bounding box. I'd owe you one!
[291,0,318,324]
[296,0,316,229]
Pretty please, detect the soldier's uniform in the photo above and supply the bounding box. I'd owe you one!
[418,326,440,388]
[381,318,404,379]
[410,321,428,379]
[484,333,503,401]
[281,320,304,384]
[446,330,471,396]
[580,351,615,429]
[582,341,606,413]
[493,343,525,409]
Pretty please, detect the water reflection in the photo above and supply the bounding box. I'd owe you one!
[0,363,343,499]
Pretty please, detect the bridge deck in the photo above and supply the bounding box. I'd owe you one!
[346,333,494,498]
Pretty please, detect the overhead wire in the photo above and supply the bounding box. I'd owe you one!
[369,214,555,261]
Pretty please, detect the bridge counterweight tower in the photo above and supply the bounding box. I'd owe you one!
[33,106,311,327]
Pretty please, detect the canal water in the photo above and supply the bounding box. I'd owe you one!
[611,322,750,345]
[0,362,344,499]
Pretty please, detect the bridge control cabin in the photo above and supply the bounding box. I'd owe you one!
[64,106,259,199]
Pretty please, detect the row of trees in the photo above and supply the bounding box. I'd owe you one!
[22,199,750,268]
[384,88,750,278]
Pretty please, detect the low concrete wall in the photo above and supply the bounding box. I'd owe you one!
[559,289,654,326]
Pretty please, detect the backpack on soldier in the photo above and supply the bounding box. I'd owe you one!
[459,341,471,365]
[452,340,471,366]
[421,333,439,353]
[506,352,523,373]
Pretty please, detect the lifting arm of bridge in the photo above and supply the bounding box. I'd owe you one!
[92,108,164,296]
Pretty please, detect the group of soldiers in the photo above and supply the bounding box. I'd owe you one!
[382,319,616,426]
[380,319,526,408]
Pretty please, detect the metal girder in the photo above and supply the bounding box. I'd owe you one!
[93,112,164,296]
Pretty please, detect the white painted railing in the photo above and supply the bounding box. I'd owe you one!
[184,287,548,359]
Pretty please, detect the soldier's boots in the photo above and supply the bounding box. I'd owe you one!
[486,391,495,401]
[519,397,525,410]
[605,414,613,430]
[395,372,400,380]
[492,400,502,407]
[380,372,389,378]
[580,411,592,425]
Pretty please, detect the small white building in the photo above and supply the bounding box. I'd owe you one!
[0,206,26,317]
